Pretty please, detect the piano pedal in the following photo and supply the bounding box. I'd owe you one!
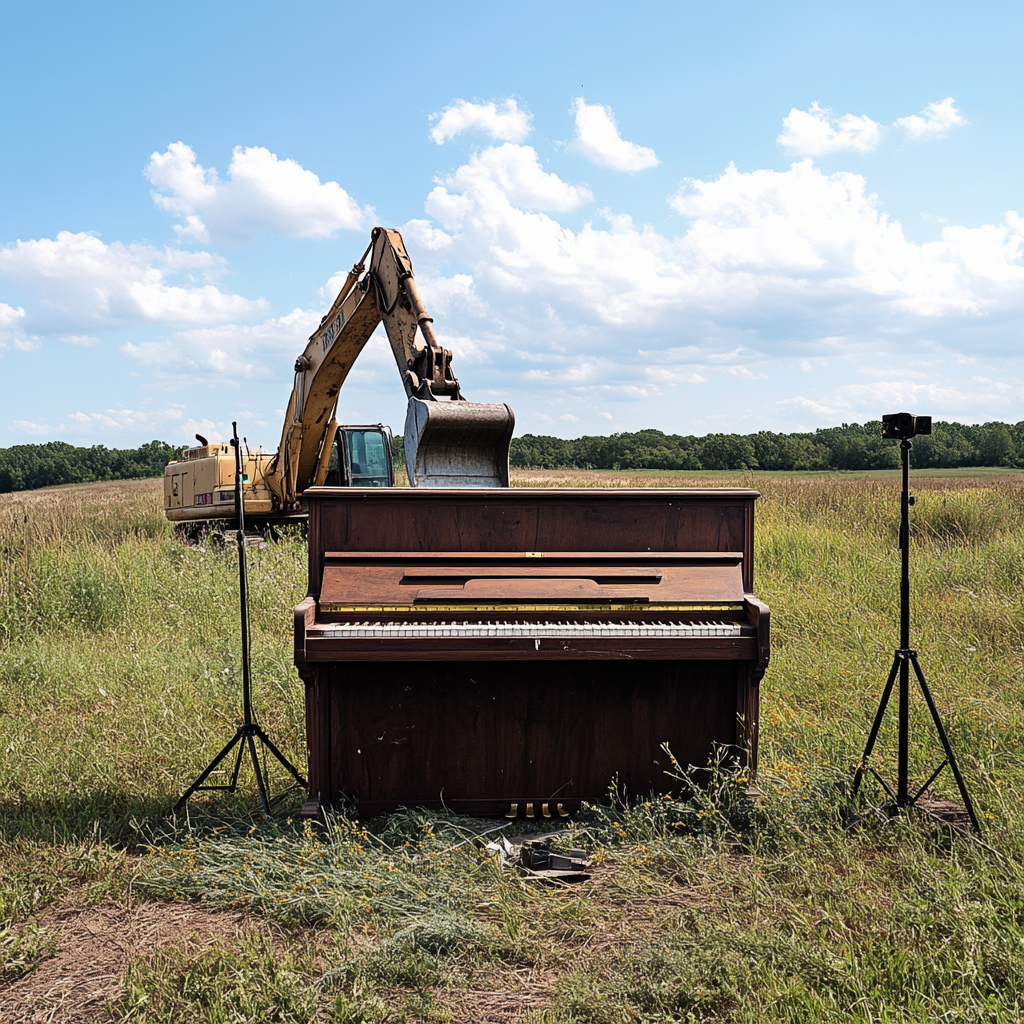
[526,802,535,818]
[557,803,570,818]
[542,802,551,818]
[505,803,518,818]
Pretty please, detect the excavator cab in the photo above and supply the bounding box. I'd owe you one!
[323,425,394,487]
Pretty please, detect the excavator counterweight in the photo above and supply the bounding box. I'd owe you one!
[162,228,514,530]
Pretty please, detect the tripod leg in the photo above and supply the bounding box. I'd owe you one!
[228,732,247,790]
[851,654,901,802]
[246,732,273,816]
[253,725,307,787]
[909,654,982,835]
[174,730,243,812]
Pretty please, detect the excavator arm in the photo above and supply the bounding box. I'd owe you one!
[267,227,514,509]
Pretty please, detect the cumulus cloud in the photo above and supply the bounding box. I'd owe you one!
[11,419,52,435]
[569,99,659,172]
[67,406,185,430]
[145,142,372,242]
[10,404,190,439]
[404,143,1023,420]
[895,97,967,140]
[780,376,1023,422]
[7,109,1020,442]
[121,307,320,383]
[777,102,882,155]
[0,301,38,352]
[428,143,593,217]
[0,231,267,334]
[59,334,100,346]
[425,150,1023,328]
[429,98,532,144]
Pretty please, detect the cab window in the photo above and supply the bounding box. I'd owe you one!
[345,429,390,487]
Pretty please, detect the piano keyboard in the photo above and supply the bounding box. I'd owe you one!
[309,620,742,639]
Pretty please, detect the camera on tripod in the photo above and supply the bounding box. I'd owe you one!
[881,412,932,440]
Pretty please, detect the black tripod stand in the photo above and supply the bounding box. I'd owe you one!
[175,422,307,816]
[850,430,981,834]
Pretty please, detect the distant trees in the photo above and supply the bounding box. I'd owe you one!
[3,420,1022,494]
[509,421,1024,472]
[0,440,179,493]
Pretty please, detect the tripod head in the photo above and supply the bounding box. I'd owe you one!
[882,412,931,440]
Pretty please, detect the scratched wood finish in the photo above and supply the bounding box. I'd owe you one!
[309,660,741,815]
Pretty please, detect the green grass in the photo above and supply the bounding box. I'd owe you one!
[2,473,1024,1021]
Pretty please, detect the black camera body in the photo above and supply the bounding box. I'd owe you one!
[881,412,932,440]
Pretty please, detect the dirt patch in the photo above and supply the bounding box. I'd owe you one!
[450,974,555,1023]
[0,898,269,1024]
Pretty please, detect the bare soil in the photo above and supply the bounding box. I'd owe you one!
[0,898,270,1024]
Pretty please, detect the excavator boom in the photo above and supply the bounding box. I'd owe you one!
[162,228,514,529]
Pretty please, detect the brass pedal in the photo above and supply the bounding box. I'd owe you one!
[505,803,518,818]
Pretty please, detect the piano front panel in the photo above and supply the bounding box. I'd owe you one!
[309,659,747,816]
[304,488,758,594]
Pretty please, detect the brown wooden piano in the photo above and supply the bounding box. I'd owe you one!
[295,488,769,819]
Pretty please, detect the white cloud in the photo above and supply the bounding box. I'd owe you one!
[422,151,1024,340]
[569,99,659,172]
[0,301,39,352]
[779,376,1024,423]
[59,334,100,346]
[401,145,1023,422]
[895,97,966,140]
[11,419,51,435]
[145,142,372,242]
[428,144,592,217]
[0,231,267,333]
[9,405,189,439]
[645,367,708,385]
[67,406,185,430]
[121,306,319,383]
[668,161,1024,317]
[777,103,882,155]
[429,98,532,144]
[778,395,834,416]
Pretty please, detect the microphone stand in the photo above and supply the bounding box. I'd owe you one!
[175,421,307,815]
[849,437,981,834]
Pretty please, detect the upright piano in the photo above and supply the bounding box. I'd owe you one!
[295,488,769,819]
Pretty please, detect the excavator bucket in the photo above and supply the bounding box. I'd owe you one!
[404,397,515,488]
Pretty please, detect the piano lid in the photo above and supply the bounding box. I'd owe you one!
[318,551,747,612]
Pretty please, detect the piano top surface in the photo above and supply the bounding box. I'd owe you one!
[303,487,761,499]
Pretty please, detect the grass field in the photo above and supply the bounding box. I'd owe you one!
[1,470,1023,1022]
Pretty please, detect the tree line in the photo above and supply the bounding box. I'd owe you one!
[508,421,1024,471]
[0,440,179,493]
[3,420,1022,494]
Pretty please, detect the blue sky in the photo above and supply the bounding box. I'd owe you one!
[1,0,1021,449]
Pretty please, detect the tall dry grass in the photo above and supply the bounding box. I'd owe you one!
[2,470,1023,1021]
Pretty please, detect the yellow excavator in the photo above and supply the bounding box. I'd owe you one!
[162,228,515,529]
